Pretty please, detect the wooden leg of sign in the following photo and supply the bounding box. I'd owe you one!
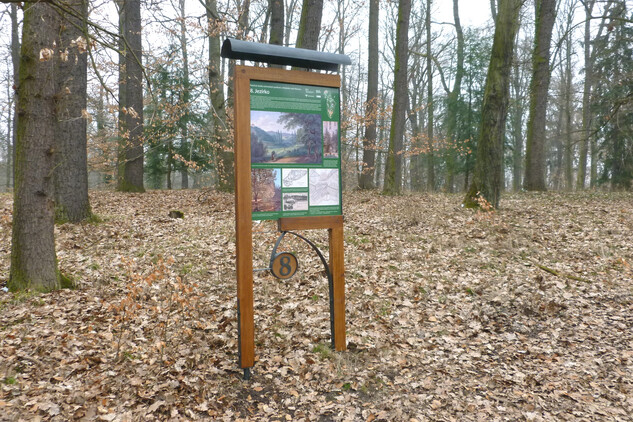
[329,225,346,352]
[235,66,254,372]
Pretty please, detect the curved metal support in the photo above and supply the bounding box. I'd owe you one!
[270,231,336,349]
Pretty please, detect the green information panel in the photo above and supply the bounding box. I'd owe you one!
[250,81,342,220]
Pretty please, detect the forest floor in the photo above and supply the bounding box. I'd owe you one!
[0,189,632,421]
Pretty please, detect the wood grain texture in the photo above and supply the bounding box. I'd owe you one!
[329,225,346,351]
[234,66,255,368]
[278,215,343,231]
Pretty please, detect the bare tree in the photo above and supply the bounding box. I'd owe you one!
[524,0,557,191]
[383,0,412,195]
[117,0,145,192]
[54,0,92,222]
[359,0,379,189]
[464,0,523,209]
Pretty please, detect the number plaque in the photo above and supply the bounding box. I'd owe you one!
[270,252,298,280]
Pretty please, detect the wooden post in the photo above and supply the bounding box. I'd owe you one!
[234,66,255,369]
[329,224,346,351]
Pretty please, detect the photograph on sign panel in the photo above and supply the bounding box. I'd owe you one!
[282,168,308,188]
[251,111,322,164]
[283,193,309,211]
[252,168,281,212]
[309,169,340,206]
[323,121,339,158]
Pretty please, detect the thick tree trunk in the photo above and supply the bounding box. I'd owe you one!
[10,2,61,291]
[359,0,379,190]
[464,0,522,209]
[54,0,92,222]
[269,0,284,45]
[295,0,323,50]
[523,0,556,191]
[118,0,144,192]
[383,0,411,195]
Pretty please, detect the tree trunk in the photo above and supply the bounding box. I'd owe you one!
[563,8,574,192]
[523,0,556,191]
[269,0,284,45]
[118,0,144,192]
[295,0,323,50]
[383,0,411,195]
[179,0,190,190]
[206,0,233,192]
[464,0,522,209]
[54,0,92,222]
[10,2,61,292]
[359,0,379,189]
[425,0,435,192]
[116,0,126,188]
[576,0,594,189]
[10,3,20,189]
[445,0,464,193]
[510,28,525,192]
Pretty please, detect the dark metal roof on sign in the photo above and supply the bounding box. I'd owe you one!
[221,38,351,72]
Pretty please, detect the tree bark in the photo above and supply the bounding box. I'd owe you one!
[563,7,574,191]
[383,0,411,195]
[295,0,323,50]
[9,3,20,189]
[359,0,379,190]
[206,0,233,192]
[445,0,464,193]
[523,0,556,191]
[269,0,284,45]
[576,0,596,189]
[179,0,189,190]
[10,2,61,291]
[117,0,145,192]
[425,0,435,191]
[464,0,522,209]
[54,0,92,222]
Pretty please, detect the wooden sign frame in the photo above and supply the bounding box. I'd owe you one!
[234,65,346,376]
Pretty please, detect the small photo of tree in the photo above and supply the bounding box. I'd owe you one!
[323,121,339,158]
[252,168,281,212]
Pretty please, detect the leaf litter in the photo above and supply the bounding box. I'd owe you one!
[0,189,632,421]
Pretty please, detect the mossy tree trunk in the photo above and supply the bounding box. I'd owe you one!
[54,0,92,223]
[383,0,411,195]
[523,0,556,191]
[295,0,323,50]
[463,0,522,209]
[10,2,61,292]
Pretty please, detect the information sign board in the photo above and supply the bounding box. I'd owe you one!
[249,81,342,220]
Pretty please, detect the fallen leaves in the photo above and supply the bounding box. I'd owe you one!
[0,189,632,420]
